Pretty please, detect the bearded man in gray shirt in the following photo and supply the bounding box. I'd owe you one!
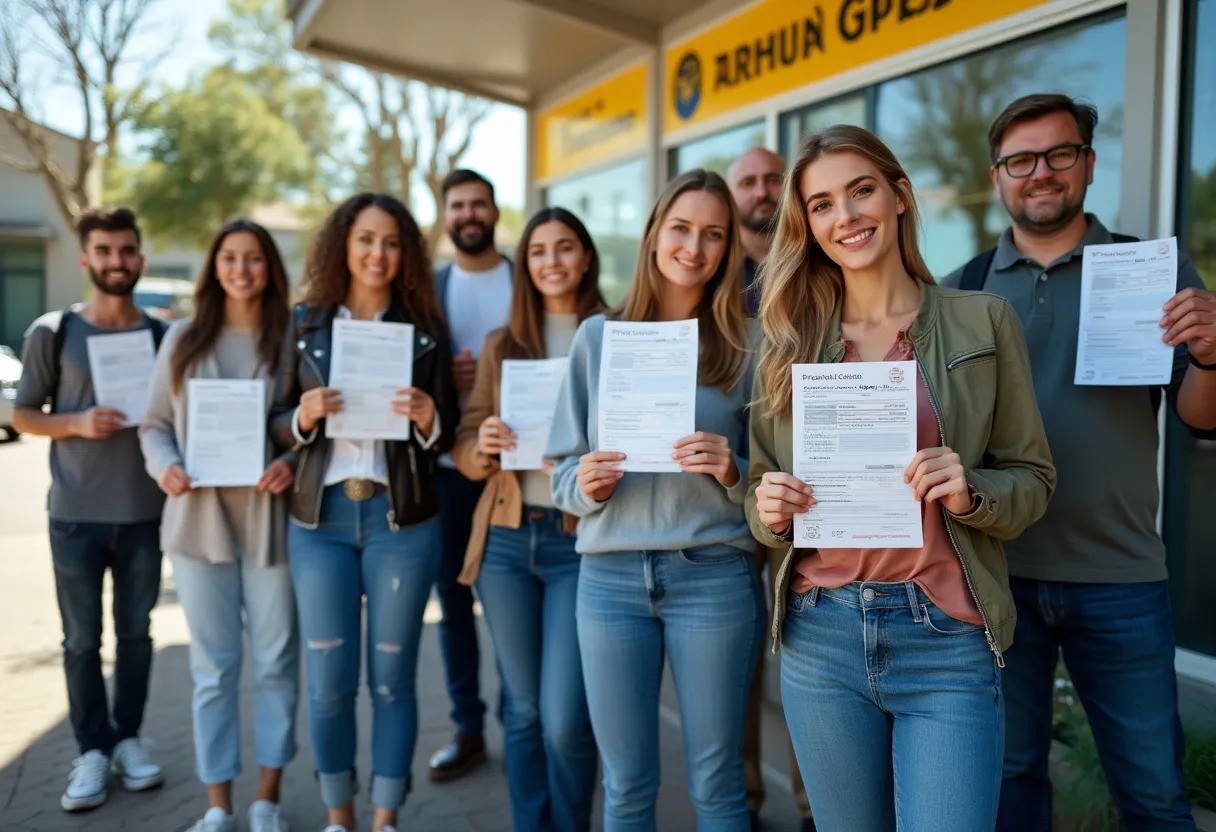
[944,94,1216,832]
[14,207,168,814]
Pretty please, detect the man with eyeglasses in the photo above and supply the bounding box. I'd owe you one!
[945,93,1216,831]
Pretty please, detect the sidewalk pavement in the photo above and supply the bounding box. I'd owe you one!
[0,436,805,831]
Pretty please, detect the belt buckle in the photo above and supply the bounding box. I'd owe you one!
[344,479,374,501]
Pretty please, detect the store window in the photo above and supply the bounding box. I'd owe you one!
[0,242,46,350]
[669,120,765,178]
[779,94,868,160]
[876,12,1127,277]
[546,158,647,305]
[1165,0,1216,657]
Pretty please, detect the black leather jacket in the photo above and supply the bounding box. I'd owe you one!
[270,303,458,530]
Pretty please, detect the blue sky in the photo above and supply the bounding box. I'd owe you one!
[35,0,526,223]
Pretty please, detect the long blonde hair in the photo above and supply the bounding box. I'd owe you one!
[617,169,748,392]
[756,125,934,419]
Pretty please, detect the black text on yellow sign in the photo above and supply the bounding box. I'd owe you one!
[537,63,648,181]
[667,0,1048,130]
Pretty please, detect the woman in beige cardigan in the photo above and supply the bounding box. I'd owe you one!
[138,219,297,832]
[452,207,604,832]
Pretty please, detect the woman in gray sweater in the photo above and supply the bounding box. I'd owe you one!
[139,220,297,832]
[546,170,763,832]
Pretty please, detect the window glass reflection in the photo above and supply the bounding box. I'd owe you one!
[546,158,647,305]
[670,121,765,178]
[779,95,868,159]
[876,14,1127,277]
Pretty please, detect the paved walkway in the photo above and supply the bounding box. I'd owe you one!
[0,436,805,831]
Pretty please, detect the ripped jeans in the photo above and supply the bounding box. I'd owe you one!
[288,485,442,810]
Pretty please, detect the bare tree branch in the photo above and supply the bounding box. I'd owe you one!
[0,0,161,226]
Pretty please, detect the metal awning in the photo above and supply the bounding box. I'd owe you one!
[287,0,707,106]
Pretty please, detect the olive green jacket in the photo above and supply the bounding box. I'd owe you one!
[746,284,1056,659]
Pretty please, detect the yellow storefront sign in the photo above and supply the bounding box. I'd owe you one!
[537,62,648,181]
[666,0,1049,131]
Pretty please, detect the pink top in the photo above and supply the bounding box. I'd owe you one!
[789,328,983,625]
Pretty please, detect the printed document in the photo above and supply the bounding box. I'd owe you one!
[791,361,923,548]
[86,329,156,425]
[1075,236,1176,385]
[185,379,266,487]
[597,319,697,473]
[501,357,568,471]
[326,319,415,440]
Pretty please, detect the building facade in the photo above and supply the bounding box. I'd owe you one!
[0,115,99,350]
[291,0,1216,712]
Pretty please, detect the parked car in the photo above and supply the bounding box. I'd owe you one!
[0,345,22,440]
[134,276,195,322]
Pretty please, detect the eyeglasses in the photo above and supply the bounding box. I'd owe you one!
[993,143,1091,178]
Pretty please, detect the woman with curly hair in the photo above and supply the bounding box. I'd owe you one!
[269,193,458,832]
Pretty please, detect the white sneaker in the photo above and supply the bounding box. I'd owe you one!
[60,750,110,812]
[250,799,291,832]
[186,806,236,832]
[379,826,398,832]
[110,737,164,791]
[321,826,350,832]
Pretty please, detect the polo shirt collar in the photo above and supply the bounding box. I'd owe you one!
[992,212,1113,272]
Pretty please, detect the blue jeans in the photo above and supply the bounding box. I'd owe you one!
[476,507,597,832]
[49,518,162,755]
[998,578,1194,832]
[576,548,763,832]
[781,581,1004,832]
[288,486,441,810]
[434,467,488,735]
[169,552,299,785]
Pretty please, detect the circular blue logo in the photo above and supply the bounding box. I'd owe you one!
[674,51,701,120]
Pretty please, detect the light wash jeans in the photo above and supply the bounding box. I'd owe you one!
[576,547,763,832]
[781,581,1004,831]
[288,486,441,810]
[169,551,299,785]
[476,506,597,832]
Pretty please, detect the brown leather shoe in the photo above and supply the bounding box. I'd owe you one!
[428,732,487,782]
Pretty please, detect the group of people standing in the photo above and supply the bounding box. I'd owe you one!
[13,91,1216,832]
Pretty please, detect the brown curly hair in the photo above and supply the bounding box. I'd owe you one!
[301,193,442,332]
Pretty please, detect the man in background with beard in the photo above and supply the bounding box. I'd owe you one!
[14,207,168,813]
[945,94,1216,831]
[728,149,817,832]
[727,147,784,317]
[427,169,512,782]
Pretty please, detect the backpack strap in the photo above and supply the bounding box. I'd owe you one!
[48,308,76,413]
[958,248,997,292]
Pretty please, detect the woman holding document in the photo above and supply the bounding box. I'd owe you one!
[452,207,605,832]
[746,125,1056,830]
[269,193,458,832]
[547,170,762,831]
[139,219,298,832]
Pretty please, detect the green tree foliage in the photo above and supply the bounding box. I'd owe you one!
[128,68,312,247]
[208,0,343,197]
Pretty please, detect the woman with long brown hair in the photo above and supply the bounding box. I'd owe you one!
[546,170,763,831]
[451,206,604,832]
[139,219,298,832]
[746,125,1055,829]
[269,193,458,832]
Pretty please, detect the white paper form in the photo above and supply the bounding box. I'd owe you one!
[185,379,266,487]
[597,319,697,473]
[326,319,415,440]
[86,329,156,425]
[1075,237,1177,386]
[500,358,569,471]
[791,361,923,549]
